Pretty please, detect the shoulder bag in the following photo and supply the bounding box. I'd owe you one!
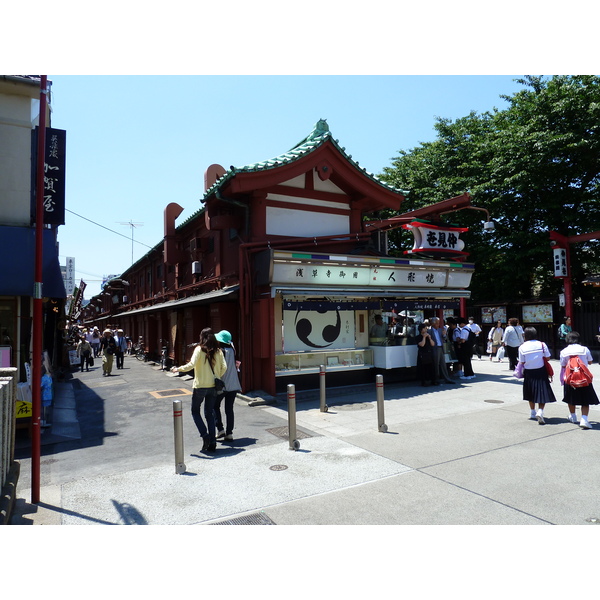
[542,343,554,378]
[208,357,226,395]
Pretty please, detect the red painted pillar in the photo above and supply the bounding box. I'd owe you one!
[32,75,48,504]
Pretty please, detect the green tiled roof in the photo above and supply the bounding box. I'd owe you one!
[203,119,404,199]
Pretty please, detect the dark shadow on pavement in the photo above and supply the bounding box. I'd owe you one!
[111,499,148,525]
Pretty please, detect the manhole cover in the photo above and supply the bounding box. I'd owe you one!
[484,399,504,404]
[269,464,288,471]
[266,426,312,440]
[335,403,374,411]
[149,389,192,399]
[210,512,276,525]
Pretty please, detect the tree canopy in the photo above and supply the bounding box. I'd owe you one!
[379,75,600,304]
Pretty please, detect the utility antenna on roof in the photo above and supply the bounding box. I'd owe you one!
[118,220,144,264]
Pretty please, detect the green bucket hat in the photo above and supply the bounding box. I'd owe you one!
[215,330,232,344]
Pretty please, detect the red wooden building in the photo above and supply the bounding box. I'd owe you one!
[82,120,474,395]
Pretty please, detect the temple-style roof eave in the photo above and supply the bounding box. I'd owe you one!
[203,120,405,202]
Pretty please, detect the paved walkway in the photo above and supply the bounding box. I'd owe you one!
[10,354,600,525]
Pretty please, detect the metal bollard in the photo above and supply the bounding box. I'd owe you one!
[173,399,186,474]
[376,374,388,433]
[287,384,300,451]
[319,365,328,412]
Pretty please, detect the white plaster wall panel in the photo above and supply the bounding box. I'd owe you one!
[266,206,350,237]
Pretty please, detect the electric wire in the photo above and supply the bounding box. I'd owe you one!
[65,208,154,249]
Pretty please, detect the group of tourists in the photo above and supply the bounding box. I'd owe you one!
[416,315,481,385]
[171,328,241,453]
[415,313,597,429]
[75,326,129,375]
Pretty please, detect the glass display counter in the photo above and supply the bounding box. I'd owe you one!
[275,349,373,376]
[370,345,418,369]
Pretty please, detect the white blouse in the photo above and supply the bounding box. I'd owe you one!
[518,340,550,370]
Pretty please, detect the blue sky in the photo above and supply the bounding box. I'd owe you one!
[6,3,594,299]
[48,75,529,298]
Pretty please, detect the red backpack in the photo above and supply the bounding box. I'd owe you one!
[564,355,593,389]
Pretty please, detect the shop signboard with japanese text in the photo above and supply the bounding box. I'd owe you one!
[31,127,66,226]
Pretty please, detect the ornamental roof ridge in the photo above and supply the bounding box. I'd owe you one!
[202,119,404,199]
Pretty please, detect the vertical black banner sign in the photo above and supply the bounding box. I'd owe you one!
[31,127,66,225]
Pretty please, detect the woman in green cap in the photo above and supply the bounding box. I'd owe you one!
[214,330,241,441]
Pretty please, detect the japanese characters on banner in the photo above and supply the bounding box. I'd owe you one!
[31,127,66,226]
[402,220,469,259]
[553,247,568,277]
[64,257,75,296]
[272,262,448,288]
[69,279,86,320]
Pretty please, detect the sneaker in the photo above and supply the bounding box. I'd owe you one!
[530,410,537,420]
[568,415,578,424]
[459,376,470,380]
[223,434,233,441]
[536,410,545,424]
[468,375,476,379]
[216,430,225,439]
[580,419,592,430]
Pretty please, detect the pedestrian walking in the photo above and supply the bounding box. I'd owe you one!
[456,317,475,380]
[502,317,523,371]
[557,316,572,356]
[76,335,93,372]
[559,331,598,429]
[468,317,482,359]
[90,326,101,358]
[429,317,456,384]
[99,329,117,376]
[517,327,556,424]
[487,320,504,361]
[115,329,128,369]
[214,330,242,441]
[416,323,436,386]
[171,328,226,452]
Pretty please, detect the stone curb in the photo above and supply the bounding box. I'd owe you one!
[0,461,20,525]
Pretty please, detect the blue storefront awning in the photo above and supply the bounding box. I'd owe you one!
[0,226,66,298]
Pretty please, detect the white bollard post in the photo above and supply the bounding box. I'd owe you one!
[376,374,388,433]
[287,384,300,451]
[319,365,328,412]
[173,399,186,474]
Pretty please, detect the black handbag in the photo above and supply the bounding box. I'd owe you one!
[209,359,225,395]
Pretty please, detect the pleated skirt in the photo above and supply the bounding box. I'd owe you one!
[562,382,599,406]
[523,366,556,404]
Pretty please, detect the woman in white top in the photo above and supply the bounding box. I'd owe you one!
[503,317,524,370]
[559,331,598,429]
[518,327,556,423]
[488,320,504,361]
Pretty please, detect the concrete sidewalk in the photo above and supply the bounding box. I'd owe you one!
[11,355,600,525]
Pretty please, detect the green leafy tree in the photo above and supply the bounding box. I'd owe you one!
[379,75,600,304]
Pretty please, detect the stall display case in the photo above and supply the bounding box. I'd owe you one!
[371,345,418,369]
[275,349,373,376]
